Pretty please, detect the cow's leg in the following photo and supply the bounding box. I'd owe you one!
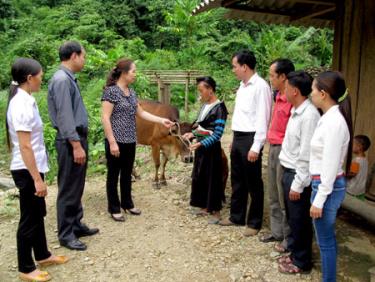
[151,145,161,189]
[159,152,168,186]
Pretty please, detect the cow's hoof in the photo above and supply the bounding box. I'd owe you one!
[159,180,167,186]
[152,182,161,189]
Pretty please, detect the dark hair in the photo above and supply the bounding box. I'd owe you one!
[196,76,216,92]
[286,70,313,97]
[232,50,256,70]
[105,58,134,88]
[354,135,371,152]
[271,58,295,76]
[6,58,42,150]
[59,41,82,61]
[315,71,353,174]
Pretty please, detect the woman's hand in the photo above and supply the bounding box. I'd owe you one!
[310,205,323,219]
[182,132,194,140]
[34,178,47,197]
[190,142,202,151]
[110,141,120,157]
[161,118,174,128]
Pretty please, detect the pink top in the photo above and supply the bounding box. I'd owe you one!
[267,92,292,145]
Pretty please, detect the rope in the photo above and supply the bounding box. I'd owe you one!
[169,122,194,158]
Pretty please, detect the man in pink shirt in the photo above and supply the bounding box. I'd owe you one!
[260,59,294,251]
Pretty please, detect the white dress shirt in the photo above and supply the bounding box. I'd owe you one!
[231,73,272,153]
[7,88,49,173]
[309,105,350,208]
[279,99,320,193]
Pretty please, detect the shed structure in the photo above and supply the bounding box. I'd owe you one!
[193,0,375,199]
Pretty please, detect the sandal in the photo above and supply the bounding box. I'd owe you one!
[208,216,220,224]
[37,255,69,267]
[190,208,208,216]
[278,261,311,275]
[259,233,282,243]
[19,270,51,282]
[126,208,141,215]
[277,254,292,264]
[111,213,125,222]
[274,242,288,253]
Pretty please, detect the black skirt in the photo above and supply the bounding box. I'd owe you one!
[190,141,224,212]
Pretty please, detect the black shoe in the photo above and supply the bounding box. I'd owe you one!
[75,224,99,238]
[60,239,87,251]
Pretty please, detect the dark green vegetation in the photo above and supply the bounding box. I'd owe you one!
[0,0,333,181]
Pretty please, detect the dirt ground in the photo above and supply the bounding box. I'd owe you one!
[1,135,375,282]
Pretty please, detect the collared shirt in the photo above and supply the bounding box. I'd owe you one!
[7,88,49,173]
[267,91,293,145]
[231,73,272,153]
[309,105,350,208]
[101,85,138,143]
[48,66,88,141]
[279,99,320,193]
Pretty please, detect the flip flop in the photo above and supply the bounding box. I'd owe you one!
[278,261,311,275]
[274,242,288,253]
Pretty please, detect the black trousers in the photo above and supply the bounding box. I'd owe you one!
[282,168,312,270]
[105,139,136,213]
[55,134,88,243]
[11,170,51,273]
[230,132,264,229]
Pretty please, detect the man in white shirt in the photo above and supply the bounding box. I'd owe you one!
[278,71,320,274]
[219,50,272,237]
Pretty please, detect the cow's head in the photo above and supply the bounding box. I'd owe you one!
[168,121,194,163]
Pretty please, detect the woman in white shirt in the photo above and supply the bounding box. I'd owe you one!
[309,71,353,282]
[6,58,68,282]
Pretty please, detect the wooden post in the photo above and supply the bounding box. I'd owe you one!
[157,76,163,102]
[164,83,171,104]
[185,75,189,119]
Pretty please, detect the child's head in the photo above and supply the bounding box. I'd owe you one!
[353,135,371,154]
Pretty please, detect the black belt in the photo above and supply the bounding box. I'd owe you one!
[282,166,296,174]
[233,131,255,137]
[270,144,281,147]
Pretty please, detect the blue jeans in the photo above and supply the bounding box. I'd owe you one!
[311,176,346,282]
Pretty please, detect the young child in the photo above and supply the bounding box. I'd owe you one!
[347,135,371,196]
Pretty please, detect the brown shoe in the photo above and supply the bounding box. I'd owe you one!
[37,255,69,267]
[243,227,259,237]
[19,270,51,282]
[218,218,236,226]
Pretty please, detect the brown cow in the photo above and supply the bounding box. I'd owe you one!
[136,100,193,188]
[136,100,229,196]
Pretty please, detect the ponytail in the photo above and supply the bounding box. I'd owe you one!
[338,94,353,175]
[6,83,19,151]
[105,67,122,88]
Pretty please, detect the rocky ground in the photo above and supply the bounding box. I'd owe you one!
[1,138,375,282]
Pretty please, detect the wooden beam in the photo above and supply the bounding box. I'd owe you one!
[291,6,336,22]
[224,9,334,28]
[289,0,335,6]
[222,0,238,8]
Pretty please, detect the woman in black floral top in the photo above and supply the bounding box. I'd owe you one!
[101,59,173,222]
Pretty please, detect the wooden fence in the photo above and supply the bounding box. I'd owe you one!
[142,70,205,116]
